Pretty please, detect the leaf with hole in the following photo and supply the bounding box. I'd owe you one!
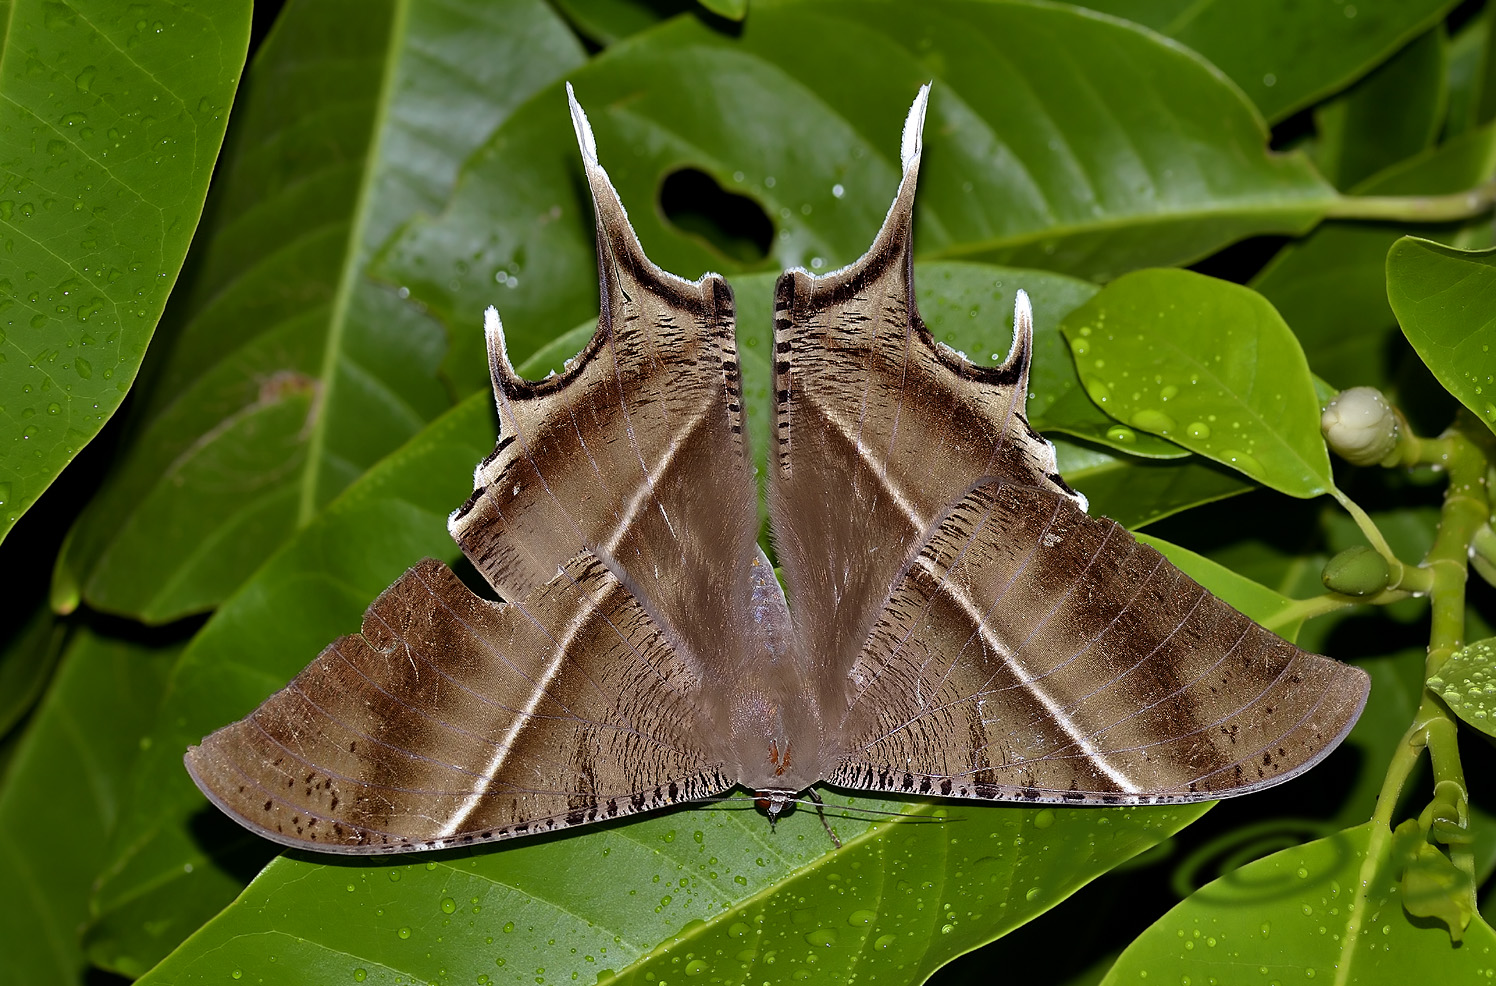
[379,0,1338,393]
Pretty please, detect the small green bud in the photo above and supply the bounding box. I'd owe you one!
[1321,386,1398,465]
[1321,545,1390,596]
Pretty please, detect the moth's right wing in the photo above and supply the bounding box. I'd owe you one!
[826,480,1369,804]
[186,558,730,853]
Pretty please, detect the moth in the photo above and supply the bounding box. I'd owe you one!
[186,85,1369,854]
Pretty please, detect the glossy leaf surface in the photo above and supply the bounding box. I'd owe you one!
[86,391,496,975]
[1428,637,1496,738]
[1254,124,1496,391]
[1313,27,1447,191]
[1055,440,1252,530]
[0,0,251,541]
[52,0,585,623]
[1075,0,1457,122]
[0,628,176,986]
[1060,270,1333,498]
[1102,822,1496,984]
[1386,236,1496,435]
[381,0,1337,392]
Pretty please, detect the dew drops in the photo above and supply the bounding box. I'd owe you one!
[874,934,897,951]
[1105,425,1137,444]
[848,909,877,927]
[804,928,837,947]
[1130,409,1175,434]
[75,66,96,92]
[685,959,708,976]
[1026,887,1041,902]
[397,926,411,939]
[1186,421,1210,440]
[441,897,456,914]
[353,970,366,983]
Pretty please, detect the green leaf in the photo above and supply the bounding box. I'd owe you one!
[0,0,252,543]
[1253,122,1496,392]
[1102,821,1496,985]
[0,627,177,986]
[550,0,691,46]
[140,798,1207,986]
[51,0,586,624]
[916,263,1185,458]
[1428,637,1496,738]
[380,0,1337,392]
[698,0,747,20]
[1136,534,1304,640]
[1060,270,1333,498]
[86,393,497,976]
[0,603,67,741]
[1055,440,1252,530]
[1313,28,1448,191]
[1386,236,1496,436]
[1074,0,1458,123]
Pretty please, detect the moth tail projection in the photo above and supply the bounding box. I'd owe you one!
[184,558,732,854]
[826,478,1370,806]
[446,83,764,643]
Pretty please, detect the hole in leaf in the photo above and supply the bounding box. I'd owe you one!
[659,168,772,263]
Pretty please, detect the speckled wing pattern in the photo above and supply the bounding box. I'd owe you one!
[770,88,1370,805]
[186,84,1372,855]
[184,87,765,853]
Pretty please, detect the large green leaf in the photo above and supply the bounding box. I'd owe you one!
[1313,27,1448,191]
[0,627,177,986]
[381,0,1337,395]
[1253,123,1496,392]
[1102,821,1496,984]
[0,603,66,741]
[50,0,586,624]
[139,799,1207,986]
[85,393,496,976]
[1059,270,1333,498]
[0,0,251,542]
[1386,236,1496,436]
[1074,0,1458,123]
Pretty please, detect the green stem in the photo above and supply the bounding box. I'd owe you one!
[1328,486,1428,591]
[1373,720,1427,829]
[1261,589,1411,633]
[1324,178,1496,223]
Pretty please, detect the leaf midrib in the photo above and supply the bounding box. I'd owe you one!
[296,0,410,526]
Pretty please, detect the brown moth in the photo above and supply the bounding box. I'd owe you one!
[185,85,1370,854]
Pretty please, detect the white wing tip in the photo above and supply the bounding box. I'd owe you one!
[1014,288,1032,330]
[900,83,931,173]
[565,82,598,166]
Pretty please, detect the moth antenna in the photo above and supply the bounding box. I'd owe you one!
[999,288,1035,402]
[484,305,523,398]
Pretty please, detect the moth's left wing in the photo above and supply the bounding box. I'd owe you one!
[186,557,731,853]
[825,480,1369,803]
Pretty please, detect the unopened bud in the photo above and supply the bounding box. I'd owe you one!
[1321,545,1390,596]
[1321,386,1398,465]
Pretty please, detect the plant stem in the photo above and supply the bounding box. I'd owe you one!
[1328,486,1429,591]
[1324,178,1496,223]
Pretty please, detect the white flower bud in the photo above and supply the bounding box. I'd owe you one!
[1321,386,1398,465]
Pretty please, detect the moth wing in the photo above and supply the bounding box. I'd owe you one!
[186,558,732,853]
[769,86,1080,713]
[452,86,767,672]
[824,479,1369,803]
